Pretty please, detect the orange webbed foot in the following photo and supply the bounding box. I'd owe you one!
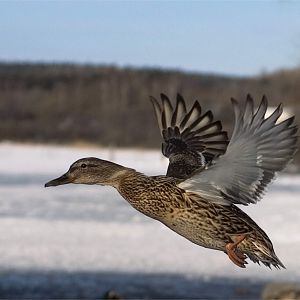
[225,234,248,268]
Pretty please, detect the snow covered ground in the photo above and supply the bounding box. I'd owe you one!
[0,142,299,298]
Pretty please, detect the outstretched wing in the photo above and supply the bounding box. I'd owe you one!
[179,94,298,205]
[150,93,228,179]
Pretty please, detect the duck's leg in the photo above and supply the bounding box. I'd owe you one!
[225,234,247,268]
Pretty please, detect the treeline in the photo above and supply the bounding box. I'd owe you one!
[0,62,299,164]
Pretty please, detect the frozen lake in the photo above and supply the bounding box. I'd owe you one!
[0,142,299,298]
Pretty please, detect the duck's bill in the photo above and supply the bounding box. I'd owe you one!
[45,173,73,187]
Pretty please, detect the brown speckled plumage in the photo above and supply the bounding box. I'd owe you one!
[116,169,283,268]
[45,94,298,269]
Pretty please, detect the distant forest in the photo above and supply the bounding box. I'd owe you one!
[0,62,300,165]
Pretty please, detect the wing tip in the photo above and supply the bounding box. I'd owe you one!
[230,97,238,105]
[261,94,268,104]
[246,93,254,103]
[160,92,169,100]
[149,95,160,106]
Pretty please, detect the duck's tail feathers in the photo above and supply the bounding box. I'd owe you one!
[246,249,285,269]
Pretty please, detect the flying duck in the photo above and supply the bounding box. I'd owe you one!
[45,94,298,268]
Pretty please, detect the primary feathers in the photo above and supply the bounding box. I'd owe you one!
[179,94,298,205]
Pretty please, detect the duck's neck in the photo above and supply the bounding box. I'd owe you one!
[115,170,156,211]
[106,166,136,189]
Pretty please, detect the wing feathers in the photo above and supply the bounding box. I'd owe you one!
[179,94,298,205]
[161,93,173,128]
[180,101,202,130]
[150,96,163,132]
[151,93,229,179]
[171,94,187,127]
[151,93,229,158]
[243,94,254,126]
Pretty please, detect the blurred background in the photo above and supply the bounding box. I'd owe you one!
[0,1,300,299]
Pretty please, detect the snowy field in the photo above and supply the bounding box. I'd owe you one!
[0,142,299,299]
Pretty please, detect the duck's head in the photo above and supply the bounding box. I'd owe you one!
[45,157,127,187]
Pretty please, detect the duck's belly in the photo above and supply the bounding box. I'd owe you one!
[160,212,228,251]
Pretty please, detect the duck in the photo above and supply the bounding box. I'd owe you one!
[45,94,298,269]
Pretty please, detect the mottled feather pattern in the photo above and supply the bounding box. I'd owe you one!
[116,170,284,268]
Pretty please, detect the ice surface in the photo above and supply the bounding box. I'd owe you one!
[0,142,299,298]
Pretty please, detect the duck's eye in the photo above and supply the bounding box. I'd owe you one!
[81,163,87,169]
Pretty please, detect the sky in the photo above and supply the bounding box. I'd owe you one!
[0,1,300,76]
